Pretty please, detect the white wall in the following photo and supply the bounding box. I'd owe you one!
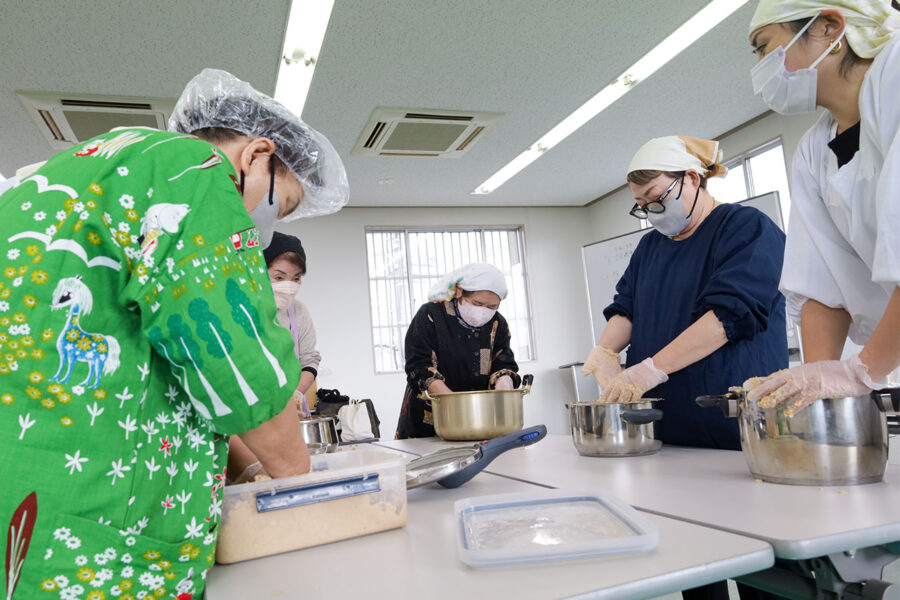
[277,206,596,437]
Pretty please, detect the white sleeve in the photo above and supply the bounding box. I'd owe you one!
[868,38,900,286]
[291,299,321,372]
[779,138,854,325]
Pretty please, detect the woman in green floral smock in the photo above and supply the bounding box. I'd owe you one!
[0,69,348,600]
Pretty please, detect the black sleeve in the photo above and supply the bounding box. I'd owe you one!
[488,315,521,387]
[404,304,445,393]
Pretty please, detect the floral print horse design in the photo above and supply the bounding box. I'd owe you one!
[49,276,121,387]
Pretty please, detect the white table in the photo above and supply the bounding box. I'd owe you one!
[375,436,900,560]
[207,458,773,599]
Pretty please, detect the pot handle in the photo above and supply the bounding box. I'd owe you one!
[873,388,900,414]
[519,374,534,396]
[695,394,741,418]
[420,389,437,406]
[255,474,381,512]
[437,424,547,489]
[621,408,663,424]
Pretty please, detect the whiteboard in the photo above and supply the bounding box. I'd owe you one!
[582,192,784,344]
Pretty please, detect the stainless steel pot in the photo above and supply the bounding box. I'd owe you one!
[422,375,533,441]
[696,388,898,486]
[299,416,339,455]
[567,401,663,457]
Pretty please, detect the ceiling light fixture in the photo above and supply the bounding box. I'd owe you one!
[472,0,750,195]
[274,0,336,117]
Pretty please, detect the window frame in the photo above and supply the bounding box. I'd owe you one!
[720,136,786,198]
[364,225,537,374]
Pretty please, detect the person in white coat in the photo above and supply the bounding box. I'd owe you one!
[746,0,899,414]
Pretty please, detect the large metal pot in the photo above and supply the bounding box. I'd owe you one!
[567,401,663,457]
[422,375,533,441]
[696,388,898,486]
[299,416,339,455]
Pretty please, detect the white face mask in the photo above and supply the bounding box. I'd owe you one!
[750,14,844,115]
[242,162,280,249]
[271,280,300,310]
[646,176,699,237]
[457,299,497,328]
[249,188,279,249]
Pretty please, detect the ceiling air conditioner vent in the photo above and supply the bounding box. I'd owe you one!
[352,107,501,158]
[17,91,176,150]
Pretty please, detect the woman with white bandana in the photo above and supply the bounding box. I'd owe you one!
[396,263,521,439]
[583,136,788,450]
[745,1,900,414]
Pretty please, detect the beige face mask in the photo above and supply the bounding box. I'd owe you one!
[271,280,300,310]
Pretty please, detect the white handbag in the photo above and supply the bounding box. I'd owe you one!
[338,399,374,442]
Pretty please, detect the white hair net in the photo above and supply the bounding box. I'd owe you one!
[749,0,899,59]
[168,68,349,220]
[427,263,508,302]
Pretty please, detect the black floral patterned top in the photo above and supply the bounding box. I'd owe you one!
[395,300,520,438]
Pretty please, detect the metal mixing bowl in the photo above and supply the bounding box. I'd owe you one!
[423,375,533,441]
[299,416,339,454]
[567,401,663,457]
[697,389,896,486]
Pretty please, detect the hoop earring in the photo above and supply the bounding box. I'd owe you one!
[830,39,843,54]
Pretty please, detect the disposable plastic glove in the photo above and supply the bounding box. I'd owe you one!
[494,375,514,390]
[292,389,311,418]
[745,355,883,417]
[598,358,668,404]
[232,461,266,484]
[582,345,623,386]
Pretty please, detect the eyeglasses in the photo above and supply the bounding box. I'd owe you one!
[629,175,684,220]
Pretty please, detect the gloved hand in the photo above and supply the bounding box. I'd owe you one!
[745,355,882,417]
[292,389,311,418]
[494,375,514,390]
[582,345,623,387]
[232,461,266,484]
[598,358,668,404]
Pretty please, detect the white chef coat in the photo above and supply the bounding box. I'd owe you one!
[781,35,900,345]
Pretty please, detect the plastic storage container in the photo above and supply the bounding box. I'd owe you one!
[217,447,407,563]
[455,490,657,567]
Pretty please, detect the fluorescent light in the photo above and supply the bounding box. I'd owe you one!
[472,0,750,195]
[274,0,336,116]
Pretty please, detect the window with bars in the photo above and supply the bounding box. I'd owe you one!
[365,227,535,373]
[706,138,793,229]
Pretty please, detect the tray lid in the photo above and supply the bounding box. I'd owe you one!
[454,490,658,567]
[406,446,480,489]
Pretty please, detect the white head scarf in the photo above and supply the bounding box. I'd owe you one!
[427,263,508,302]
[749,0,900,59]
[627,136,728,179]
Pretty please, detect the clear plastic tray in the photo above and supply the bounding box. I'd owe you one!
[455,490,658,567]
[217,447,407,563]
